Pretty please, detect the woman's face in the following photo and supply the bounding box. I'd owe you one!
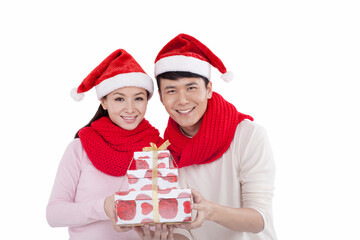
[101,87,148,130]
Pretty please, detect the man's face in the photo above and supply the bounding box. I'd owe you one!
[159,77,212,136]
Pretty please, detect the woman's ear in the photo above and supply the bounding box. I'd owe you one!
[100,98,107,110]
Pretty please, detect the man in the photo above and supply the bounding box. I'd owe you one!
[154,34,277,240]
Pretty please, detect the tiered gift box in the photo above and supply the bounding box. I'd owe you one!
[115,143,192,225]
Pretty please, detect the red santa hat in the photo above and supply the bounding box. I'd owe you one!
[154,33,233,82]
[71,49,154,101]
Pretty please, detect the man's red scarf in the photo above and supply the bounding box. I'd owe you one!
[164,92,253,168]
[78,116,164,176]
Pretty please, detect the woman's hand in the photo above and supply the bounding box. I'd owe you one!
[134,223,174,240]
[104,195,132,232]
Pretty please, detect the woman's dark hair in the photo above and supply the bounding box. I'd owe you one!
[74,104,108,138]
[156,71,209,91]
[74,90,150,139]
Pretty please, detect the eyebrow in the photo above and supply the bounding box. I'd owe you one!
[185,82,198,87]
[113,92,146,96]
[163,82,198,90]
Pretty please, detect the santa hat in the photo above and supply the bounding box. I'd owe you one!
[154,33,233,82]
[71,49,154,101]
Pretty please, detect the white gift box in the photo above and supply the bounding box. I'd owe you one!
[115,188,192,225]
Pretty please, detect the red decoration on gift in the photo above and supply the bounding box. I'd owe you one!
[141,184,153,191]
[141,202,153,215]
[141,218,154,223]
[128,174,139,184]
[183,217,192,222]
[183,201,191,214]
[164,173,178,183]
[158,163,166,168]
[159,199,178,219]
[116,200,136,220]
[145,169,162,179]
[135,193,152,200]
[117,191,130,196]
[158,152,170,158]
[136,160,150,169]
[157,188,173,194]
[177,192,191,198]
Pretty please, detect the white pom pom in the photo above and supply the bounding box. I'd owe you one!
[70,88,85,101]
[221,71,234,82]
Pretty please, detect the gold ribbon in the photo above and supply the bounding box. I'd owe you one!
[152,150,159,223]
[142,140,171,152]
[142,140,170,223]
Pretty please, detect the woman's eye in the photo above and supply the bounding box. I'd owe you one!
[115,97,124,101]
[135,97,144,101]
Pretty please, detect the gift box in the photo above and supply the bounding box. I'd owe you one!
[127,168,178,192]
[115,188,192,225]
[134,150,170,169]
[115,141,192,226]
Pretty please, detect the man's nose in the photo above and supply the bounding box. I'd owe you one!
[178,90,190,105]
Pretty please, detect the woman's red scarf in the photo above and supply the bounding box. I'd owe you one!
[164,92,253,168]
[78,116,164,176]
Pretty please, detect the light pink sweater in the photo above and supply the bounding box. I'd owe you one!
[46,138,139,240]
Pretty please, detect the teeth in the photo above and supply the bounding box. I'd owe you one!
[177,109,192,114]
[123,116,136,120]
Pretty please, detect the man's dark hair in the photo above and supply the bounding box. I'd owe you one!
[156,71,209,91]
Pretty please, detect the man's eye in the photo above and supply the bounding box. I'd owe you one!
[166,90,176,94]
[188,86,196,90]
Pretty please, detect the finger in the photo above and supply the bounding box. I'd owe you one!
[187,217,203,230]
[168,225,174,240]
[143,224,152,237]
[160,224,168,240]
[113,224,132,232]
[191,188,202,203]
[154,223,161,239]
[133,226,144,238]
[172,223,182,228]
[186,210,205,230]
[192,203,204,211]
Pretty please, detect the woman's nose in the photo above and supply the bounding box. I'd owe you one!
[125,101,135,113]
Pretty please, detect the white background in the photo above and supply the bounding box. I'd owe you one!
[1,0,359,239]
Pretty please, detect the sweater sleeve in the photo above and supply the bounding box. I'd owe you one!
[236,121,276,229]
[46,139,108,227]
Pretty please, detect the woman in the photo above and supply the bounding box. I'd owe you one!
[46,49,176,240]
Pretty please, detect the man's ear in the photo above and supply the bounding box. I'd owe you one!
[207,81,213,99]
[158,90,163,104]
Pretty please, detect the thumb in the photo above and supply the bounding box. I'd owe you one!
[191,188,202,203]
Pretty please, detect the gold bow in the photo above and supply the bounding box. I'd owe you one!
[142,140,170,151]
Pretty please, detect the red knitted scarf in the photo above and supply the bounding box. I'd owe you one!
[164,92,253,168]
[78,116,164,176]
